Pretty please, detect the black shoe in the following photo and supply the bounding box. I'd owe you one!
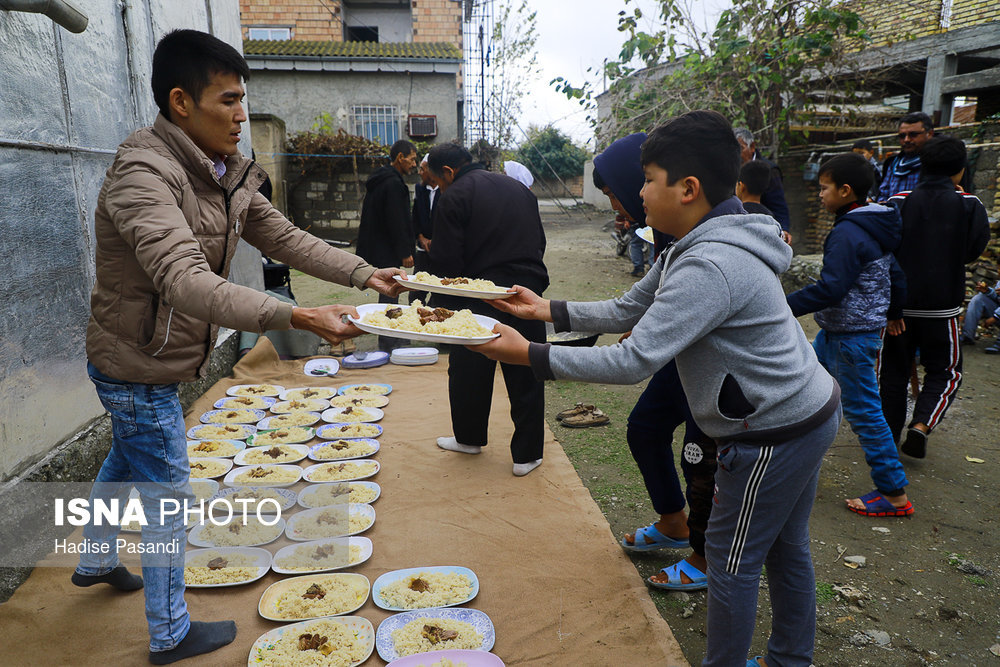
[900,427,927,459]
[960,337,975,346]
[985,343,1000,355]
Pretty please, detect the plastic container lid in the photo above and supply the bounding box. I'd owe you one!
[342,350,390,369]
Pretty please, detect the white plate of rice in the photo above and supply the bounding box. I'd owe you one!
[257,412,322,430]
[246,426,315,447]
[214,395,276,410]
[272,536,373,575]
[188,515,286,548]
[308,439,380,462]
[297,482,381,509]
[258,573,371,621]
[225,464,303,488]
[385,649,506,667]
[316,423,383,440]
[187,439,245,458]
[376,608,495,662]
[280,386,339,401]
[187,423,256,441]
[350,303,499,346]
[189,457,233,479]
[184,546,271,588]
[248,616,374,667]
[394,272,514,299]
[226,383,285,398]
[373,566,479,611]
[200,408,267,425]
[271,398,331,414]
[285,503,375,541]
[320,406,384,424]
[329,394,389,409]
[337,383,393,396]
[210,486,298,514]
[303,460,380,483]
[234,444,309,466]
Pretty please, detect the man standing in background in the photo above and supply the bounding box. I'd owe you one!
[734,127,792,244]
[877,112,934,201]
[410,154,438,304]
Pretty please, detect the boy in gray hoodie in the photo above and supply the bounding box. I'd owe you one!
[475,110,840,667]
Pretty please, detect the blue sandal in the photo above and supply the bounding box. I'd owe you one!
[647,559,708,591]
[621,523,689,552]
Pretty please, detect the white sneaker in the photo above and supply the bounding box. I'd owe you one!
[436,437,482,455]
[512,459,542,476]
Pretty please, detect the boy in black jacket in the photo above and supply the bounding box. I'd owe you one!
[881,136,990,458]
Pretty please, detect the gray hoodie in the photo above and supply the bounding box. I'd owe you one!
[532,201,838,442]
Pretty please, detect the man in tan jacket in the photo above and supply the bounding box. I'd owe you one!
[72,30,405,664]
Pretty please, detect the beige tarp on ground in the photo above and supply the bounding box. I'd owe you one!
[0,340,688,666]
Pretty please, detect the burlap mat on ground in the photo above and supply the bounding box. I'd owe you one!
[0,338,688,666]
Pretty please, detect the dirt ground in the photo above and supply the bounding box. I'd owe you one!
[292,203,1000,666]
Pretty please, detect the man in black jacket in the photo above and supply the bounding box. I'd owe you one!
[356,139,417,349]
[426,143,549,476]
[734,127,792,244]
[409,154,438,304]
[881,136,990,458]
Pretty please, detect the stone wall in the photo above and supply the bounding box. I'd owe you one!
[250,113,288,213]
[534,174,585,199]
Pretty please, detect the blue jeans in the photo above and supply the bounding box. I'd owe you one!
[629,232,653,271]
[814,330,907,496]
[76,362,191,652]
[962,292,1000,341]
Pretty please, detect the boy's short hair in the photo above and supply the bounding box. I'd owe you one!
[641,110,740,207]
[151,30,251,119]
[592,166,607,190]
[818,153,873,202]
[427,143,473,176]
[738,160,772,196]
[851,139,873,152]
[919,135,967,177]
[899,111,933,132]
[389,140,417,161]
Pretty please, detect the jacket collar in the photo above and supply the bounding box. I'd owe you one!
[152,114,250,188]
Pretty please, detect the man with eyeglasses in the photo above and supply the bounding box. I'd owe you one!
[877,112,934,201]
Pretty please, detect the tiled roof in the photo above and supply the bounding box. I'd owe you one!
[244,40,462,61]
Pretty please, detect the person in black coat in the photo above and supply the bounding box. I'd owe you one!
[409,154,438,304]
[425,143,549,477]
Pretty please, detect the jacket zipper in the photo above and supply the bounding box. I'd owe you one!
[218,162,254,274]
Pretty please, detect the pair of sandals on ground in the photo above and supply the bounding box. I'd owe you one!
[555,402,610,428]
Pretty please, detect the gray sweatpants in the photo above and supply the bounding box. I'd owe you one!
[702,407,841,667]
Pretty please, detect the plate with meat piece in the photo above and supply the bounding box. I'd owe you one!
[187,423,256,441]
[257,412,321,430]
[200,408,267,425]
[372,566,479,611]
[187,439,246,459]
[271,536,373,575]
[316,423,383,440]
[224,464,303,488]
[320,406,384,424]
[329,394,389,409]
[258,572,372,621]
[184,546,272,588]
[247,615,374,667]
[213,395,276,410]
[280,386,338,401]
[393,272,515,300]
[375,608,495,662]
[337,383,393,397]
[349,303,500,346]
[225,384,285,398]
[234,444,309,466]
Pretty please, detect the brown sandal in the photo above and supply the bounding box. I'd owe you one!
[561,407,610,428]
[555,403,594,422]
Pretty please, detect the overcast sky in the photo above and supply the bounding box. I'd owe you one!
[518,0,729,148]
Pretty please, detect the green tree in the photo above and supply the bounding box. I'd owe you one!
[489,0,539,149]
[514,125,590,180]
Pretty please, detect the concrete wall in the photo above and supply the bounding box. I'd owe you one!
[582,160,612,209]
[534,174,585,199]
[250,114,288,213]
[248,68,461,138]
[342,6,412,42]
[0,0,261,482]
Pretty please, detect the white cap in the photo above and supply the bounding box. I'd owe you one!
[504,160,533,188]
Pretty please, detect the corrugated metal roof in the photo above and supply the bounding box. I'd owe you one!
[244,40,462,61]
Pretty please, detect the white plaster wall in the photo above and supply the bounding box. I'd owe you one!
[342,6,413,42]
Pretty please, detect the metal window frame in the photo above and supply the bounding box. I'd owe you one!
[351,104,399,145]
[247,26,292,40]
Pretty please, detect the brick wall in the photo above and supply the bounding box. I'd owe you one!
[534,174,584,199]
[240,0,342,41]
[411,0,462,47]
[846,0,998,50]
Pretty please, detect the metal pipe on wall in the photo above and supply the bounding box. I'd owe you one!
[0,0,88,33]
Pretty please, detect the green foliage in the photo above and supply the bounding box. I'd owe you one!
[816,581,836,605]
[514,125,590,180]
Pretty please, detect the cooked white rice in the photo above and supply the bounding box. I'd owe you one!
[411,271,507,293]
[191,424,251,439]
[204,409,259,424]
[309,462,377,482]
[285,387,337,401]
[312,440,376,460]
[362,300,492,337]
[289,508,372,540]
[378,572,473,609]
[269,577,368,619]
[252,618,368,667]
[275,543,363,572]
[325,407,377,423]
[218,487,287,513]
[233,465,299,485]
[340,385,390,396]
[189,459,229,478]
[240,445,303,464]
[329,395,387,409]
[390,617,482,657]
[253,427,312,446]
[264,413,318,428]
[322,423,380,438]
[184,551,260,585]
[217,395,271,410]
[272,399,328,413]
[191,480,216,503]
[197,516,282,547]
[300,483,376,507]
[188,440,240,458]
[232,384,280,396]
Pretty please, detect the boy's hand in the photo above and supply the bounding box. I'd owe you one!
[489,285,552,321]
[469,324,531,365]
[366,268,408,296]
[290,305,363,344]
[886,318,905,336]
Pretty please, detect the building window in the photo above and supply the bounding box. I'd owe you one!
[247,27,291,40]
[352,105,399,145]
[346,25,379,42]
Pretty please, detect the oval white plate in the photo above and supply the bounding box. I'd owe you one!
[386,649,505,667]
[375,608,496,662]
[224,464,303,488]
[337,383,393,396]
[258,572,372,622]
[186,423,256,441]
[186,439,246,459]
[213,395,276,410]
[245,426,315,447]
[303,358,340,378]
[349,304,500,346]
[187,516,285,548]
[285,503,375,542]
[233,444,309,467]
[209,486,298,513]
[329,394,390,409]
[199,408,267,425]
[320,406,384,424]
[302,460,380,484]
[189,479,220,502]
[256,412,321,430]
[184,546,271,588]
[226,383,285,398]
[316,423,383,440]
[188,457,233,480]
[307,439,380,462]
[271,536,374,575]
[372,566,480,612]
[248,615,373,667]
[297,481,381,509]
[393,274,515,300]
[279,386,339,401]
[271,398,331,414]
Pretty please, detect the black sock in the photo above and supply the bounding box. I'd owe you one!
[148,621,237,665]
[71,565,143,591]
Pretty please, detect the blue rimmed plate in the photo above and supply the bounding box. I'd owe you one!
[187,423,257,441]
[316,423,383,440]
[375,608,495,662]
[308,438,380,462]
[214,395,276,410]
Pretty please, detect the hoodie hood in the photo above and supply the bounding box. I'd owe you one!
[365,164,402,192]
[593,133,646,225]
[837,203,901,253]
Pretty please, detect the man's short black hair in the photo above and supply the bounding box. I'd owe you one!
[920,135,967,177]
[852,139,873,152]
[592,166,606,190]
[427,143,473,177]
[899,111,933,132]
[640,110,740,207]
[389,140,417,161]
[817,153,873,203]
[738,160,772,196]
[151,30,251,119]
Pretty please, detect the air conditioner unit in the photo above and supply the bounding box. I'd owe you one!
[407,115,438,138]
